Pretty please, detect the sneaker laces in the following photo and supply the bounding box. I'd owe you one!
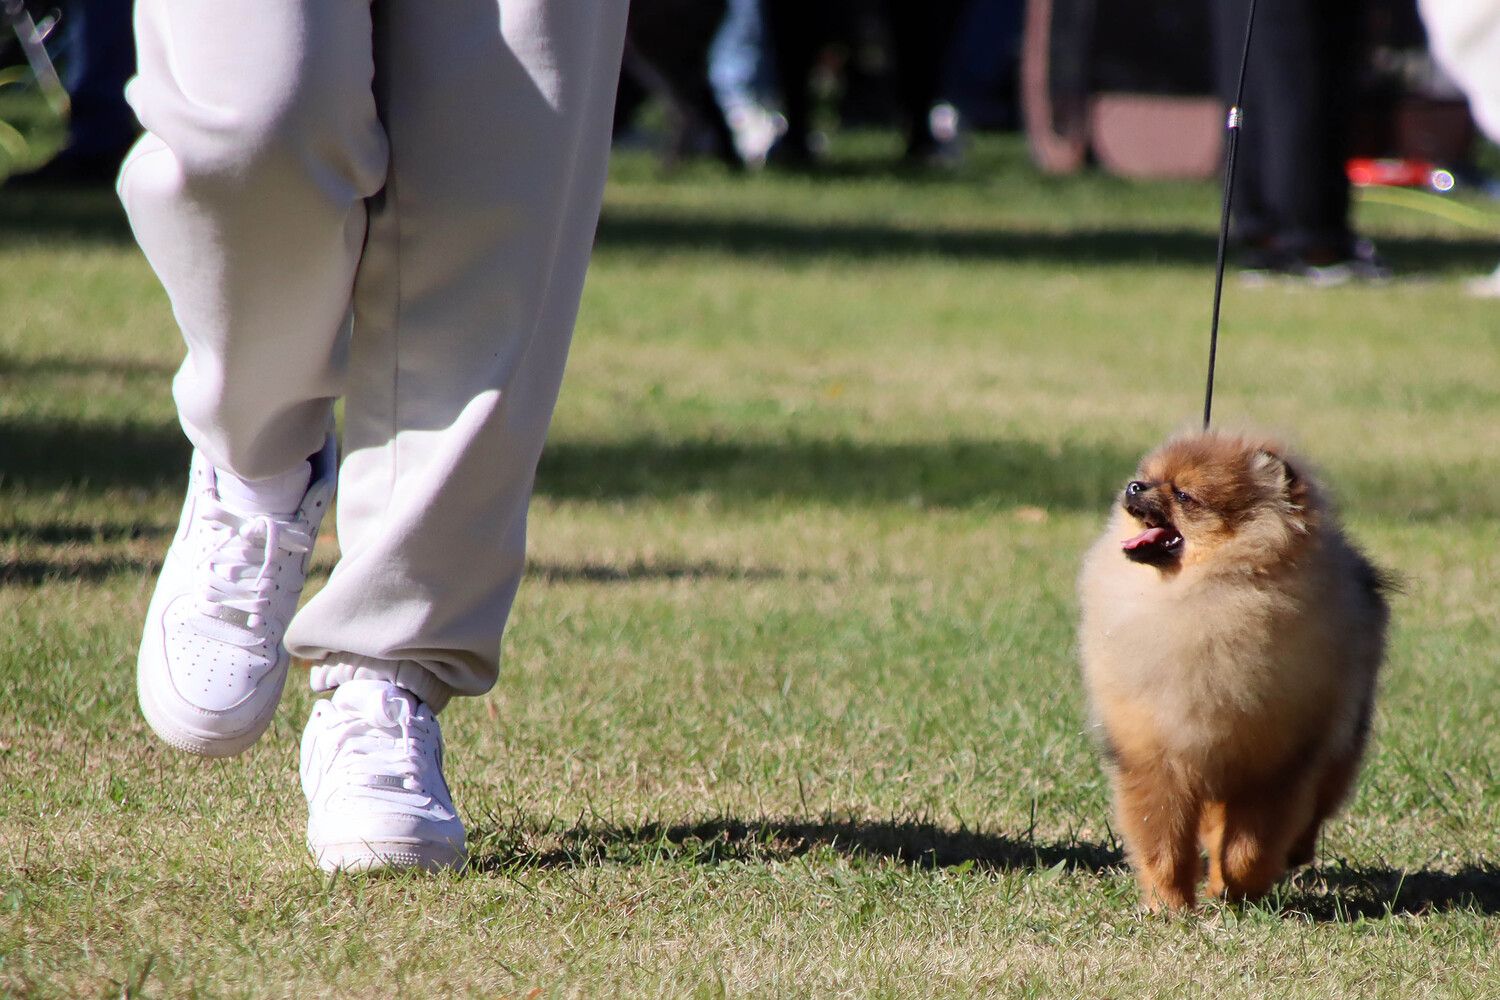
[196,498,314,632]
[324,689,442,803]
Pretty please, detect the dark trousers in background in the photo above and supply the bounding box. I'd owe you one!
[884,0,967,155]
[1215,0,1363,257]
[762,0,966,160]
[58,0,138,162]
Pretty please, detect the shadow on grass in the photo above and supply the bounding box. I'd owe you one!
[0,521,171,544]
[0,553,335,586]
[596,210,1500,275]
[5,188,1494,276]
[0,414,1132,511]
[0,186,134,244]
[528,560,820,584]
[536,435,1131,511]
[3,415,1494,520]
[467,813,1124,876]
[467,813,1500,919]
[0,555,161,585]
[0,544,792,588]
[0,417,190,490]
[0,352,176,379]
[1278,861,1500,920]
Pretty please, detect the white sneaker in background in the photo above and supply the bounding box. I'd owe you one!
[1466,261,1500,299]
[136,434,337,757]
[725,102,783,166]
[301,678,467,873]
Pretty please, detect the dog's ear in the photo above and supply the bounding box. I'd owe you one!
[1252,447,1312,524]
[1252,449,1298,495]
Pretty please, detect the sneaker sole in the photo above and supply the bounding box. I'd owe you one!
[138,659,288,757]
[309,838,466,874]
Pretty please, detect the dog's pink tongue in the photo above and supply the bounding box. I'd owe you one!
[1122,527,1170,551]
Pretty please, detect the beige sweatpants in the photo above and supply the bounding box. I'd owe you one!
[119,0,630,711]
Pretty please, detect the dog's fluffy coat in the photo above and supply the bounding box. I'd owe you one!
[1078,432,1390,910]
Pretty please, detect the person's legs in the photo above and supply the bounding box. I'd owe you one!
[124,0,626,867]
[1221,0,1363,266]
[1296,0,1360,257]
[883,0,965,160]
[60,0,138,161]
[290,0,629,713]
[711,0,772,115]
[762,0,822,162]
[1258,0,1357,259]
[294,0,628,871]
[121,0,386,755]
[120,0,386,479]
[710,0,782,163]
[1214,0,1273,250]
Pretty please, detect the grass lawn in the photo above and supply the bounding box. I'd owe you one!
[3,132,1499,997]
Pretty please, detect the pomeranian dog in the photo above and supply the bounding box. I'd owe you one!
[1078,431,1391,911]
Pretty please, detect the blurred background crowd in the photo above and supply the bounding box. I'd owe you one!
[2,0,1498,283]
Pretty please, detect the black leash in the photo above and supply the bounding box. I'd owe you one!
[1204,0,1259,429]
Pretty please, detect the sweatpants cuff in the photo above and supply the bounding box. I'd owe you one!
[307,655,455,713]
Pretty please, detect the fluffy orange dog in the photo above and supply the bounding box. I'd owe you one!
[1078,432,1391,910]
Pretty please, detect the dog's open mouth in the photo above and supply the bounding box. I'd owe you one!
[1122,523,1184,564]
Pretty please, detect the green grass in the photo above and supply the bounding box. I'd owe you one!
[3,133,1500,997]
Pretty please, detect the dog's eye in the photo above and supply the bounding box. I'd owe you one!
[1173,489,1194,505]
[1126,481,1146,497]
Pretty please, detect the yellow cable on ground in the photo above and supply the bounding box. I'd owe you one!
[1355,185,1500,235]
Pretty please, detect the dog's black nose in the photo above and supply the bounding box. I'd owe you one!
[1123,482,1158,520]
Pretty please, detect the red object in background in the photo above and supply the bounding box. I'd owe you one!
[1347,157,1436,187]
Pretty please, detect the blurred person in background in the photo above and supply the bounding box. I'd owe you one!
[1417,0,1500,296]
[616,0,745,170]
[6,0,135,186]
[709,0,781,164]
[613,0,1008,171]
[762,0,968,167]
[755,0,842,167]
[1215,0,1391,283]
[943,0,1023,131]
[882,0,969,164]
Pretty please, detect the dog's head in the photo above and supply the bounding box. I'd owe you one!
[1117,432,1316,572]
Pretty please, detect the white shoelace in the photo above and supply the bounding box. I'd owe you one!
[196,498,314,633]
[325,692,438,800]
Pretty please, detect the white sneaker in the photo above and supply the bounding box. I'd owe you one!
[136,435,337,757]
[301,679,467,873]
